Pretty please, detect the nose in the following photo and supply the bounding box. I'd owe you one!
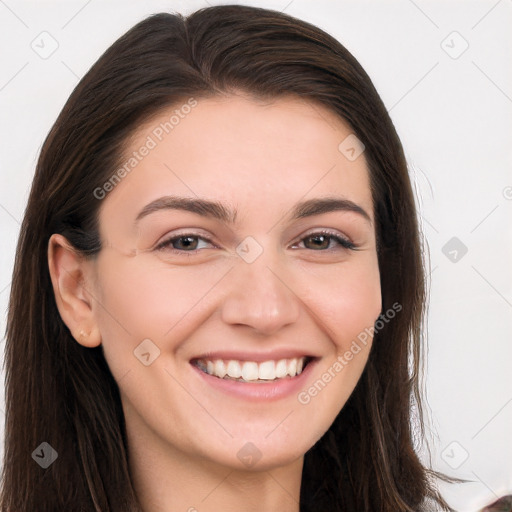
[220,258,301,336]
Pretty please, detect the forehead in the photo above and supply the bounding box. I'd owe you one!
[98,94,373,230]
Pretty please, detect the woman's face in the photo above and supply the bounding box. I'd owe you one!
[88,95,381,470]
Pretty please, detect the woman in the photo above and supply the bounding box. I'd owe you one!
[1,5,451,511]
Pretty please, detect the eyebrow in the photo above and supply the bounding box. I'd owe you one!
[291,197,371,224]
[135,195,371,225]
[135,196,237,224]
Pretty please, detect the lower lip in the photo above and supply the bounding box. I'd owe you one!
[190,359,317,401]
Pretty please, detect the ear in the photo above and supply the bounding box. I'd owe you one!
[48,233,102,348]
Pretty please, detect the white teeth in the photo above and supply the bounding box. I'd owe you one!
[241,361,259,381]
[258,360,275,380]
[226,360,242,378]
[214,360,227,378]
[275,359,287,378]
[196,357,309,382]
[287,358,297,377]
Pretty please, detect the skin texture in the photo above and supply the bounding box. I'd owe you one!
[48,95,382,512]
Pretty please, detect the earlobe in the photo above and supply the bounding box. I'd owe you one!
[74,326,102,348]
[47,234,102,348]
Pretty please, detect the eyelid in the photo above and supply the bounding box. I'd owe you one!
[154,230,217,251]
[153,227,357,254]
[290,228,356,248]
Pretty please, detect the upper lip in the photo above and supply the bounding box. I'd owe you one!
[190,350,319,363]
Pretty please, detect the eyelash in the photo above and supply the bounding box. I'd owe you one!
[292,230,356,251]
[155,230,357,254]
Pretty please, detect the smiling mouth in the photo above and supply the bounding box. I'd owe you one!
[191,356,314,383]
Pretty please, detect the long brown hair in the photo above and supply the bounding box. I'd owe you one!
[1,5,450,511]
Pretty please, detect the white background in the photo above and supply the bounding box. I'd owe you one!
[0,1,511,510]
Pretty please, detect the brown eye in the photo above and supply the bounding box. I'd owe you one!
[298,232,355,251]
[156,235,213,252]
[172,236,199,250]
[303,234,331,250]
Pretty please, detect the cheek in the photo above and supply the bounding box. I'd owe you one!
[90,252,230,363]
[297,254,381,349]
[294,254,381,415]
